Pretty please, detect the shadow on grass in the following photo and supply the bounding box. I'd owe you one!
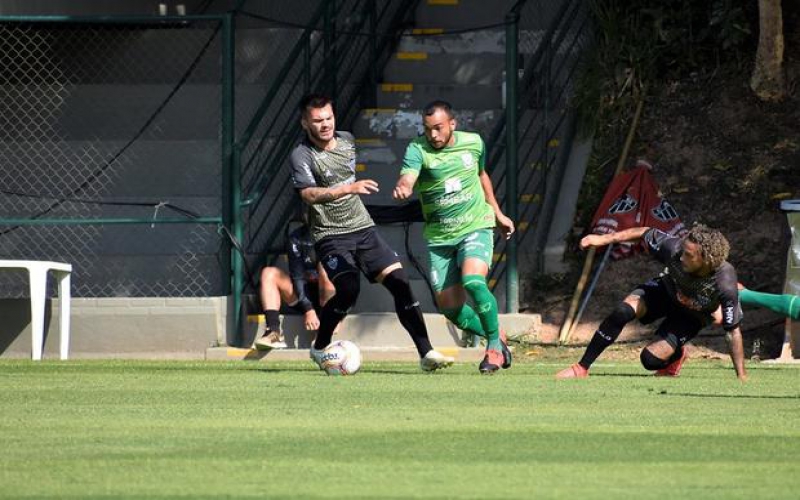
[660,392,800,400]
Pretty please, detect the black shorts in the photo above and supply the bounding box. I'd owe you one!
[632,277,709,347]
[315,227,400,283]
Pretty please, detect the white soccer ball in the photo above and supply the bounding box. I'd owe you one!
[321,340,362,376]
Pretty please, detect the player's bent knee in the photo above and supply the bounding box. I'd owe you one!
[260,266,280,283]
[609,302,637,325]
[640,348,669,371]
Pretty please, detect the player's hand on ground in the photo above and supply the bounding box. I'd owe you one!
[580,234,605,249]
[497,214,515,240]
[349,179,379,196]
[392,182,413,200]
[304,310,320,331]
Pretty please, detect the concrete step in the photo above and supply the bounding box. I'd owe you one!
[375,83,502,109]
[353,108,502,140]
[383,52,505,84]
[206,346,485,363]
[397,28,545,55]
[240,311,542,350]
[414,0,518,30]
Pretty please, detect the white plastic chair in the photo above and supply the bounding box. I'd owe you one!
[0,260,72,360]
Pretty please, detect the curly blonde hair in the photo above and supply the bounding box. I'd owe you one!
[686,224,729,270]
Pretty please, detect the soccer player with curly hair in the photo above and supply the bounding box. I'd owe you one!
[556,224,748,381]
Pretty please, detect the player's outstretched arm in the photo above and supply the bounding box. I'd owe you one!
[299,180,379,205]
[479,171,514,240]
[393,173,417,200]
[727,326,748,382]
[580,226,651,250]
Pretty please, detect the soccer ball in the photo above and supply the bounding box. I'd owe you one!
[321,340,362,376]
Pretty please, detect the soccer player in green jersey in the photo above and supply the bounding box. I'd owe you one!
[393,100,515,374]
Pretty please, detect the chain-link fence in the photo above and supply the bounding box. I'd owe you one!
[0,16,227,297]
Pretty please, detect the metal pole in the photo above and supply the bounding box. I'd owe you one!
[324,0,336,100]
[505,11,519,313]
[221,13,241,346]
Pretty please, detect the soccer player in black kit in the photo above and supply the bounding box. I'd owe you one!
[556,224,747,381]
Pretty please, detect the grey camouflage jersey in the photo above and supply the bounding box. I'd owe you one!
[290,131,374,242]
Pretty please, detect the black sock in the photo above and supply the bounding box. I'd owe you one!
[314,303,347,351]
[314,273,360,351]
[578,302,636,369]
[263,310,280,334]
[382,269,433,357]
[666,345,684,364]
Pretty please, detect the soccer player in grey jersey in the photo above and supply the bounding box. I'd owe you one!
[556,224,747,381]
[289,94,454,372]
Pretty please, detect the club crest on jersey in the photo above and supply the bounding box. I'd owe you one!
[461,153,474,168]
[651,199,679,221]
[608,194,638,214]
[326,256,339,270]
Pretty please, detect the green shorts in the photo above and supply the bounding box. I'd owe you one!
[428,229,494,293]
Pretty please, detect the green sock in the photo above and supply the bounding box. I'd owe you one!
[740,289,800,320]
[462,274,500,349]
[441,304,487,339]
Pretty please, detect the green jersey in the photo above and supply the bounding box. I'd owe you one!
[401,130,495,245]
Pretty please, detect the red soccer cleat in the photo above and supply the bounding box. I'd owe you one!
[555,363,589,379]
[479,348,505,374]
[655,347,689,377]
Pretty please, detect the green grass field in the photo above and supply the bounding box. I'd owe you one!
[1,357,799,499]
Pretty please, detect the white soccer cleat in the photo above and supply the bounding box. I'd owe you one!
[309,346,326,370]
[420,350,454,372]
[253,331,287,351]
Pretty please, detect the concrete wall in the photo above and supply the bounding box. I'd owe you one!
[0,297,225,359]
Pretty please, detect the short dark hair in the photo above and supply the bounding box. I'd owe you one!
[423,100,454,119]
[298,94,333,116]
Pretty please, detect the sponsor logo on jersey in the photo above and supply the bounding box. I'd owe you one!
[435,192,474,207]
[461,153,474,168]
[444,178,463,194]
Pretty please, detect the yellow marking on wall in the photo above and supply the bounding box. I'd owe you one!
[355,138,386,146]
[428,0,459,5]
[518,221,530,232]
[247,314,264,323]
[380,83,414,92]
[520,194,541,204]
[356,163,367,172]
[492,253,506,263]
[227,348,252,357]
[412,28,444,35]
[488,279,498,288]
[548,138,560,148]
[397,52,429,60]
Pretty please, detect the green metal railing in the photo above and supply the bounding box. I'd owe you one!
[231,0,419,344]
[486,0,591,312]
